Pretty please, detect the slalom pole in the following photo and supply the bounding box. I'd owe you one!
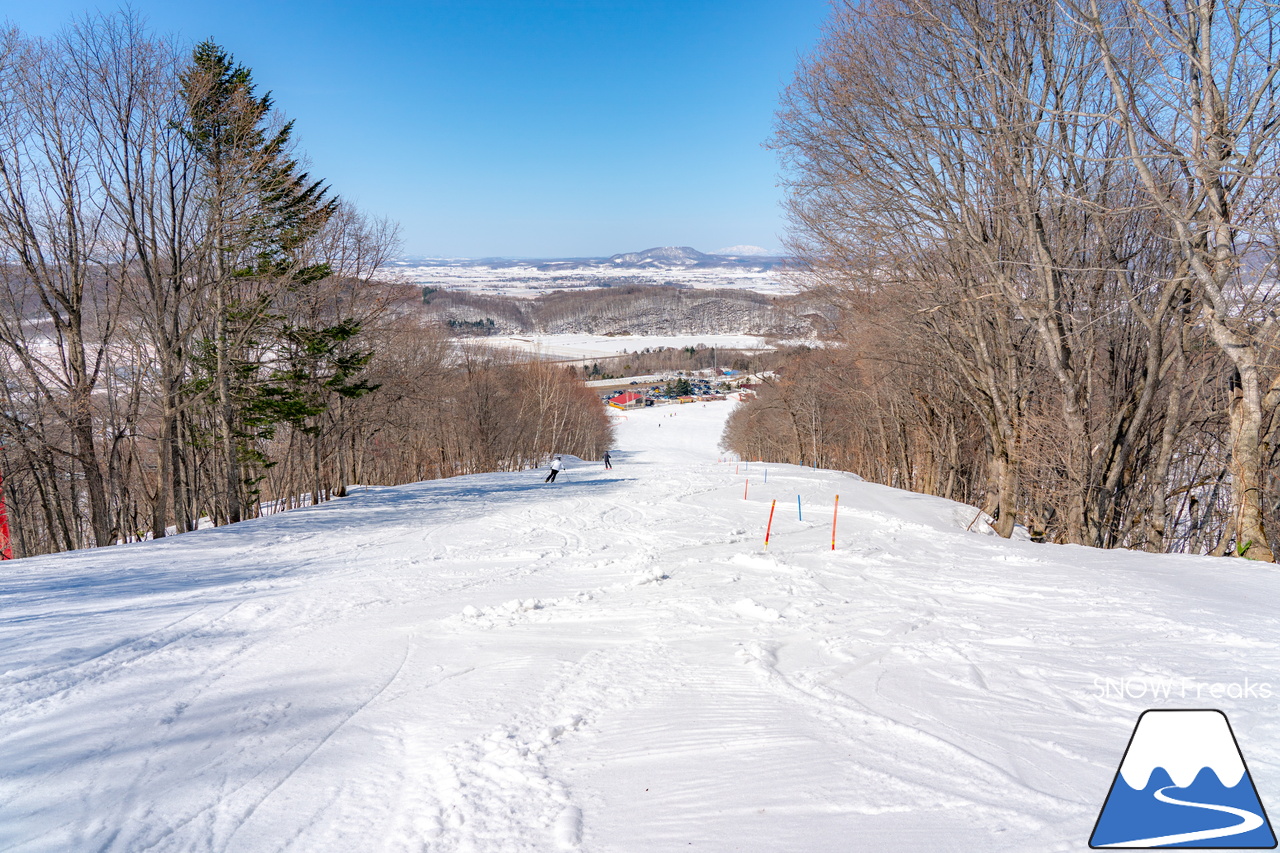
[797,494,802,522]
[764,499,777,550]
[831,495,839,550]
[764,468,768,483]
[744,479,749,500]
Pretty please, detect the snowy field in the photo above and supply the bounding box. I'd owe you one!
[473,333,772,362]
[3,401,1280,851]
[386,262,801,297]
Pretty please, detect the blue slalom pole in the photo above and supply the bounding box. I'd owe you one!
[798,494,802,521]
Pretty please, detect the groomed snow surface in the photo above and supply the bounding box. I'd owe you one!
[3,401,1279,852]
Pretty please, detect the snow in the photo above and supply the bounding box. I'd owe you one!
[3,401,1280,851]
[475,332,772,361]
[387,262,801,297]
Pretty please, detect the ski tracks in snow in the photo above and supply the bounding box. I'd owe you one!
[5,402,1280,851]
[407,642,675,852]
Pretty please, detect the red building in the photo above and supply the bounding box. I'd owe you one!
[608,391,645,410]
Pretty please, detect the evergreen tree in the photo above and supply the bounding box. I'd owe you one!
[179,41,340,523]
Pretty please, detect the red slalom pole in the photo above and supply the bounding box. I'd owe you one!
[831,494,839,550]
[743,479,749,500]
[764,499,777,550]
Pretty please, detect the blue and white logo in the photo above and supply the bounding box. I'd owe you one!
[1091,709,1276,848]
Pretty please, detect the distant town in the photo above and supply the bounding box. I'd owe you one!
[599,368,764,409]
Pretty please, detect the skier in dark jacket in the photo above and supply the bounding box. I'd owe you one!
[603,451,612,470]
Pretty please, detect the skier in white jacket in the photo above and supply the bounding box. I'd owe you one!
[545,455,564,483]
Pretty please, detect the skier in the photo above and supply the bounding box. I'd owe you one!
[545,455,564,483]
[603,450,612,470]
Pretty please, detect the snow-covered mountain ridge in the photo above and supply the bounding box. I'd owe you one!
[712,244,776,256]
[2,401,1278,851]
[394,246,787,269]
[386,251,799,298]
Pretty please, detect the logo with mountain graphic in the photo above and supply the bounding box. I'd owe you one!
[1091,709,1276,848]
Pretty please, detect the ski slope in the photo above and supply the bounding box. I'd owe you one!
[2,400,1279,852]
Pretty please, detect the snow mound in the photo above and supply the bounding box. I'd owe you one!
[732,598,782,621]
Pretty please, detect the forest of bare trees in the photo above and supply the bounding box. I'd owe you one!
[724,0,1280,558]
[421,284,825,338]
[576,344,772,380]
[0,14,611,559]
[340,325,613,487]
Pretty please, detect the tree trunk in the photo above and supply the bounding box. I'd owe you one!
[991,447,1018,539]
[215,279,242,525]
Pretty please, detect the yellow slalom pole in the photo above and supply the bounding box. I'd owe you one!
[831,494,839,550]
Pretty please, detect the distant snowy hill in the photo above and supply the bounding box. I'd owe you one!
[391,247,790,275]
[394,246,786,267]
[596,246,787,271]
[608,246,713,267]
[5,401,1276,850]
[712,244,778,257]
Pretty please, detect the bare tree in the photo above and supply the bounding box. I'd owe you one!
[766,0,1259,553]
[1078,0,1280,559]
[0,28,116,547]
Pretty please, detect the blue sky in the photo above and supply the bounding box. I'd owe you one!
[6,1,831,258]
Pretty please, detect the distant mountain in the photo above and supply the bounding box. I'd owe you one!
[389,255,467,264]
[607,247,714,267]
[711,245,777,257]
[392,246,790,272]
[598,246,789,271]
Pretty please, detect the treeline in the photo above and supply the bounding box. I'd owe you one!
[422,285,824,338]
[320,328,613,487]
[726,0,1280,558]
[0,15,610,558]
[580,345,773,380]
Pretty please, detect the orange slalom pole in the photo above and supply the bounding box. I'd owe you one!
[831,494,839,550]
[765,499,777,550]
[744,479,749,500]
